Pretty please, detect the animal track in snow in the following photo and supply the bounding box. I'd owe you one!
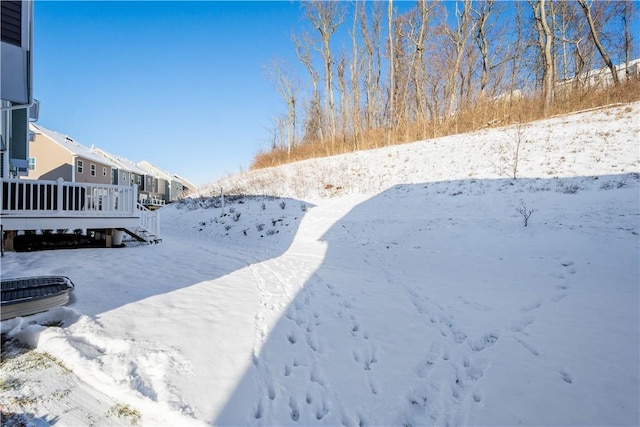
[557,367,573,384]
[416,343,442,378]
[514,335,540,356]
[468,331,500,352]
[520,299,544,313]
[268,384,276,400]
[254,399,264,419]
[289,397,300,422]
[510,316,535,333]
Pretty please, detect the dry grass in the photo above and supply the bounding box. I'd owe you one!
[251,80,640,170]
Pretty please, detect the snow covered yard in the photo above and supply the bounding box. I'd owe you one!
[1,103,639,426]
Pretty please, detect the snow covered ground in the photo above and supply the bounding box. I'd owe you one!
[1,103,639,426]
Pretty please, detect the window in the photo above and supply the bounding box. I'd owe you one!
[103,167,107,176]
[90,164,96,176]
[122,173,126,181]
[28,157,36,171]
[137,176,141,185]
[77,160,84,173]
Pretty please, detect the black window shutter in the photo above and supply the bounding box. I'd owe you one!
[11,108,28,160]
[1,1,22,46]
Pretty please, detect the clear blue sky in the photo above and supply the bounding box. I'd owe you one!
[34,1,310,186]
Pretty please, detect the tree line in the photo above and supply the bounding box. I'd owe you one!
[258,0,637,168]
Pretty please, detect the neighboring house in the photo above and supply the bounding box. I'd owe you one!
[26,123,118,184]
[172,174,197,197]
[92,148,152,202]
[138,160,180,203]
[556,58,640,93]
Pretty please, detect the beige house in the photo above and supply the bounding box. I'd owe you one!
[27,123,118,184]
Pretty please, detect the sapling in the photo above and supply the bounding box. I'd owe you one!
[516,199,535,227]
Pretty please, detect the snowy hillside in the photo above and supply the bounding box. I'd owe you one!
[1,103,639,426]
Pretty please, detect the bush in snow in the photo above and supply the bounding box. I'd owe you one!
[516,199,535,227]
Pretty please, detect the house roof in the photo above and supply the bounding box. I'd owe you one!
[172,174,197,191]
[29,123,120,168]
[137,160,173,181]
[92,148,148,176]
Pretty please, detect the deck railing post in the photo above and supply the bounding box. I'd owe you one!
[132,184,138,214]
[56,178,64,215]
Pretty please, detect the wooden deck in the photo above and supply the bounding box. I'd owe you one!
[1,178,160,247]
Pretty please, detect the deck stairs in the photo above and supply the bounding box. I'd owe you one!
[120,226,162,244]
[120,202,162,244]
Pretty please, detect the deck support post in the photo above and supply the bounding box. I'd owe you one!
[3,230,16,251]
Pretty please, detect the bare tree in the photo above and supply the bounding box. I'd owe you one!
[350,0,361,149]
[577,0,619,86]
[529,0,555,113]
[387,0,395,143]
[336,51,348,145]
[360,1,383,133]
[621,1,635,80]
[293,31,323,143]
[444,0,474,117]
[264,59,300,159]
[405,1,438,139]
[304,1,345,149]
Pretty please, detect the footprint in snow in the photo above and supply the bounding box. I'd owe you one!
[519,299,544,313]
[468,331,500,352]
[557,368,573,384]
[289,397,300,422]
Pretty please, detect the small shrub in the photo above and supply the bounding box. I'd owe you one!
[256,224,265,232]
[232,211,241,222]
[279,201,286,210]
[556,182,580,194]
[107,404,141,425]
[516,199,535,227]
[301,204,307,212]
[73,229,83,235]
[261,202,266,210]
[266,229,277,236]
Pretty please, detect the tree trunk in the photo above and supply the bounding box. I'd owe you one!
[577,0,619,86]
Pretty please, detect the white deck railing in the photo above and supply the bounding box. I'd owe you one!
[137,203,160,238]
[1,178,160,239]
[1,178,137,216]
[141,197,166,207]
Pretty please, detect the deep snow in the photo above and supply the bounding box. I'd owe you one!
[1,103,639,426]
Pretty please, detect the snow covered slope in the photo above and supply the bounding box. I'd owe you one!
[1,103,638,426]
